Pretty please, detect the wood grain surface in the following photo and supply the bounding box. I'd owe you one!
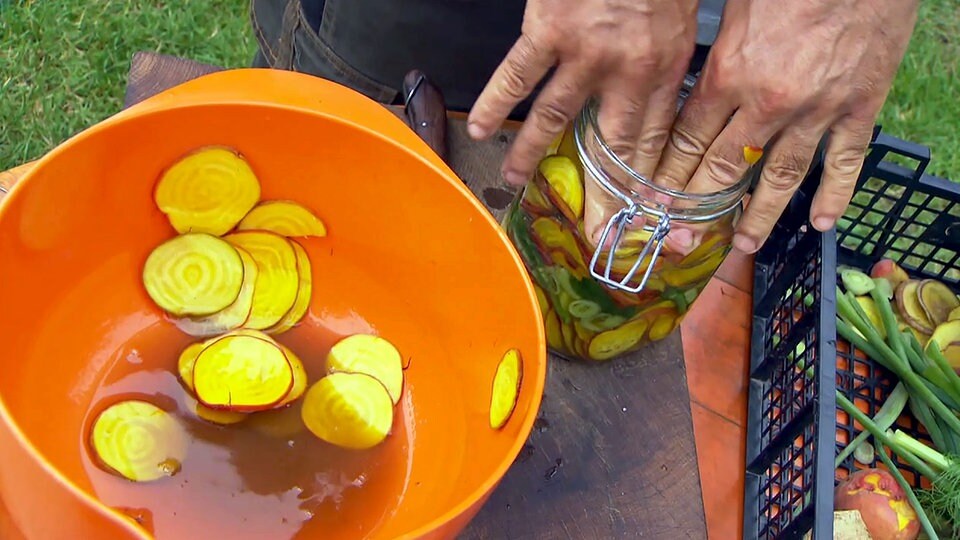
[0,51,707,540]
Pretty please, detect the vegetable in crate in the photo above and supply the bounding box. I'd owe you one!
[834,469,920,540]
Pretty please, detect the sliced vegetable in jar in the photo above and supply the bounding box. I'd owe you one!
[545,310,565,351]
[90,400,188,482]
[301,372,394,450]
[142,233,245,317]
[225,231,300,330]
[172,246,260,337]
[588,318,650,361]
[489,348,523,430]
[327,334,404,405]
[265,240,313,335]
[153,146,261,236]
[537,155,584,223]
[237,200,327,238]
[192,331,294,412]
[530,217,587,269]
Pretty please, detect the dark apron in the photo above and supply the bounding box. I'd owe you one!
[249,0,721,118]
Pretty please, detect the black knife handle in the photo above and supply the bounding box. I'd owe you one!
[402,70,449,162]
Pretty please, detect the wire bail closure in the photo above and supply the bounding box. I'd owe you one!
[589,200,671,294]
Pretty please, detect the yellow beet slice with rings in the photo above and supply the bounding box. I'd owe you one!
[237,200,327,238]
[277,344,309,406]
[192,331,294,412]
[172,247,260,337]
[90,400,188,482]
[191,397,248,425]
[154,146,261,236]
[177,342,204,391]
[588,318,650,361]
[489,348,523,429]
[326,334,404,405]
[545,310,565,351]
[265,241,313,335]
[225,231,300,330]
[301,372,394,450]
[142,233,245,317]
[247,402,307,439]
[537,155,584,223]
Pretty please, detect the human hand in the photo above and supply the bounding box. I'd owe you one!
[653,0,919,254]
[466,0,699,203]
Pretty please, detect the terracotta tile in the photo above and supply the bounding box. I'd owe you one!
[682,277,751,426]
[692,401,746,540]
[714,248,755,294]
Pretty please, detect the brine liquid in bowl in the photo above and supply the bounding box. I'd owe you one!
[73,239,460,540]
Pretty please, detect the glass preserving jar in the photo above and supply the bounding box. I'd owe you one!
[502,96,752,362]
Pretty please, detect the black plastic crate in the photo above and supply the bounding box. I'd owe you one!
[743,128,960,539]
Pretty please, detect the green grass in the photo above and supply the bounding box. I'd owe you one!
[0,0,256,170]
[0,0,957,180]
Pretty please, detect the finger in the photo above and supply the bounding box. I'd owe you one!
[500,61,597,186]
[809,115,875,231]
[731,124,824,253]
[627,80,685,179]
[467,34,556,141]
[681,107,785,197]
[651,76,736,191]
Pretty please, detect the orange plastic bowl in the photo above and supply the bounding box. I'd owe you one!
[0,69,546,540]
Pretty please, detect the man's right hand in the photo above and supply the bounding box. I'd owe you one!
[465,0,700,245]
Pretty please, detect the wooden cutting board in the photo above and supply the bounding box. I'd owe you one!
[0,51,706,540]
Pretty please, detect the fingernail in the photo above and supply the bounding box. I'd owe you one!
[667,228,694,253]
[467,122,487,140]
[733,234,757,254]
[812,216,835,231]
[503,170,527,186]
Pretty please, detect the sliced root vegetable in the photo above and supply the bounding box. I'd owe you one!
[679,232,725,266]
[326,334,403,405]
[532,283,549,319]
[855,296,886,339]
[895,280,934,334]
[154,146,261,236]
[173,247,260,337]
[521,180,553,215]
[929,320,960,369]
[192,331,294,412]
[265,240,312,335]
[194,401,247,425]
[301,372,394,450]
[277,344,308,406]
[581,312,626,333]
[142,233,245,317]
[248,402,306,439]
[573,320,595,343]
[237,200,327,238]
[918,279,960,325]
[648,314,680,341]
[661,248,725,288]
[90,400,188,482]
[545,310,565,351]
[531,217,587,270]
[537,156,584,223]
[560,320,577,355]
[489,348,523,429]
[588,318,649,361]
[177,342,204,391]
[225,231,300,330]
[950,306,960,322]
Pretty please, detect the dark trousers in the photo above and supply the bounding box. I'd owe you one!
[249,0,713,119]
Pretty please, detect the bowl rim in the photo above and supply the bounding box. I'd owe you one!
[0,69,547,540]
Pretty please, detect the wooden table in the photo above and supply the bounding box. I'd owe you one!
[0,52,755,539]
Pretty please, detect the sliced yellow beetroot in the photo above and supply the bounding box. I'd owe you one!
[192,331,294,412]
[248,402,307,439]
[537,156,584,223]
[236,200,327,238]
[895,280,934,334]
[173,247,260,337]
[142,233,245,317]
[194,401,248,425]
[588,318,649,361]
[266,241,312,335]
[177,342,204,391]
[277,344,308,406]
[326,334,403,405]
[950,306,960,322]
[918,279,960,325]
[301,372,394,450]
[153,146,261,236]
[90,400,188,482]
[930,320,960,368]
[224,231,299,330]
[489,348,523,429]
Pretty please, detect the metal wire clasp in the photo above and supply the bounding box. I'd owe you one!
[589,202,671,294]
